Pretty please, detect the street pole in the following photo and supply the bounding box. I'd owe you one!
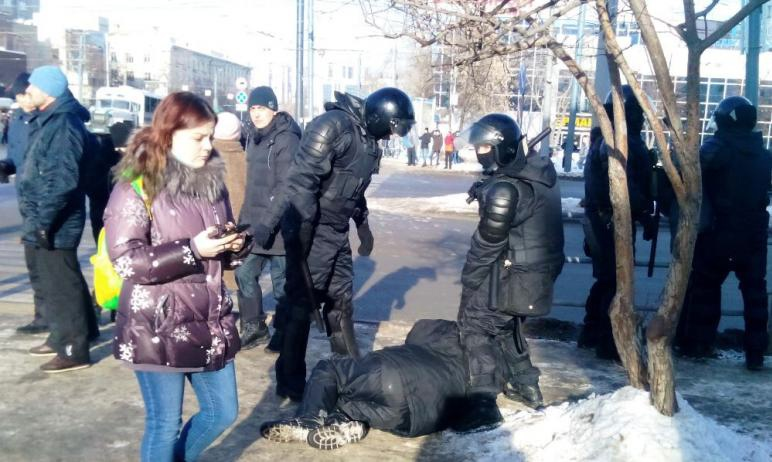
[78,31,85,101]
[296,0,305,123]
[307,0,314,117]
[540,53,556,158]
[563,4,586,172]
[213,66,219,112]
[744,1,762,106]
[593,0,617,125]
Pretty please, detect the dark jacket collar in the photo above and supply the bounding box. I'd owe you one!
[32,90,90,127]
[251,112,301,144]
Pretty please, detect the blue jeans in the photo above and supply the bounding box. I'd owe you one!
[235,253,287,324]
[135,361,239,462]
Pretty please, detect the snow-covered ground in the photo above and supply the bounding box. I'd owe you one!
[439,387,771,462]
[368,193,585,218]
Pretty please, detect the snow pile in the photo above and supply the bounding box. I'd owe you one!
[368,193,585,219]
[446,387,770,462]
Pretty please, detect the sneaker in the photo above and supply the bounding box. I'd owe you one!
[16,321,49,335]
[306,420,368,450]
[746,351,764,371]
[261,418,320,443]
[40,356,91,373]
[241,321,270,350]
[29,343,56,357]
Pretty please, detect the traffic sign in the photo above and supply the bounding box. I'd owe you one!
[235,91,248,104]
[235,103,248,112]
[236,77,248,90]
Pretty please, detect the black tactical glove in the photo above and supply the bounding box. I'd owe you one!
[0,160,14,184]
[251,223,273,250]
[640,214,657,242]
[466,179,486,204]
[35,229,53,250]
[356,221,374,257]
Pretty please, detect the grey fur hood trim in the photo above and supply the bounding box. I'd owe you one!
[164,152,226,204]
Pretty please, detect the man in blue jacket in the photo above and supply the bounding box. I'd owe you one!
[17,66,98,373]
[0,72,51,335]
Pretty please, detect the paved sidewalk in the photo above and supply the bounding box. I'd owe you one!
[1,303,768,461]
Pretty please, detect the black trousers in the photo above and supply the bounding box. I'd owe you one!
[458,278,539,395]
[678,232,769,354]
[23,245,48,325]
[582,213,617,345]
[444,152,453,169]
[31,247,98,362]
[276,222,355,396]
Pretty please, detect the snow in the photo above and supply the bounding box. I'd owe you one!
[368,193,585,218]
[443,387,771,462]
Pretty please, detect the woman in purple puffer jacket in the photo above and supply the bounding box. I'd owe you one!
[104,92,249,462]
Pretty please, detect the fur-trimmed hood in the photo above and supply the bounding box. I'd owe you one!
[164,152,227,204]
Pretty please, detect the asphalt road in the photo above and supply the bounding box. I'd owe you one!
[0,149,757,332]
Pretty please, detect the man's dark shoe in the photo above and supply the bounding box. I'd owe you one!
[595,336,621,361]
[265,329,283,354]
[276,384,304,403]
[40,356,91,373]
[504,381,544,409]
[306,416,368,450]
[676,343,715,360]
[261,417,320,443]
[746,351,764,371]
[449,394,503,433]
[29,343,56,357]
[240,321,270,350]
[16,321,49,335]
[577,326,599,349]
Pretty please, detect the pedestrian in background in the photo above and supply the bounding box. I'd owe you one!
[236,86,300,351]
[444,130,455,169]
[402,130,416,166]
[419,127,431,167]
[18,66,98,372]
[0,72,50,335]
[105,92,247,461]
[431,127,442,166]
[213,111,247,293]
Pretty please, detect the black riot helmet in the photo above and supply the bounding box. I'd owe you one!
[467,113,525,168]
[713,96,757,131]
[364,87,416,140]
[604,84,645,133]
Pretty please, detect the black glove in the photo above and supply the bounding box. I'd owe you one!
[356,221,374,256]
[466,179,485,204]
[251,223,273,250]
[35,229,53,250]
[0,160,14,184]
[640,214,657,242]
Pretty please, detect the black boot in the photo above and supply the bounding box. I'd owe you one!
[265,329,283,354]
[241,320,270,350]
[746,351,764,371]
[327,300,360,358]
[16,320,49,335]
[449,394,503,433]
[595,333,621,361]
[504,380,544,409]
[577,324,600,349]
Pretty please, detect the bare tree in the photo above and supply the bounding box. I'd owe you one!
[361,0,768,415]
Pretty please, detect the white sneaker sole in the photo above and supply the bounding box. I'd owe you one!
[306,423,367,450]
[261,423,310,443]
[29,351,57,357]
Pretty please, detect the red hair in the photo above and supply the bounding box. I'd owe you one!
[115,91,217,199]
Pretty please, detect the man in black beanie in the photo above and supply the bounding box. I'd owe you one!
[236,86,301,351]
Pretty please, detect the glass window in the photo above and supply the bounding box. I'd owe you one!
[708,83,725,102]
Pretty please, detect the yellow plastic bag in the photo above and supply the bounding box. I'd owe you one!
[90,177,149,310]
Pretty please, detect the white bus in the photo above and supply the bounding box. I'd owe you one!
[89,86,161,133]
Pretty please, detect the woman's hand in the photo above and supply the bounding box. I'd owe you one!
[193,226,243,258]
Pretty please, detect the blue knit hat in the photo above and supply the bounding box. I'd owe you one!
[29,65,69,98]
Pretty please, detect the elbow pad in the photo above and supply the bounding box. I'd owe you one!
[478,182,518,243]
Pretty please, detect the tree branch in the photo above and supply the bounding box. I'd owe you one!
[699,0,769,53]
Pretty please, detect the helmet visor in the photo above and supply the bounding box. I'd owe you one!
[458,122,505,149]
[390,118,415,137]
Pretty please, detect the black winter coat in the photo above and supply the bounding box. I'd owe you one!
[18,92,91,249]
[239,112,301,255]
[700,129,771,256]
[332,319,467,437]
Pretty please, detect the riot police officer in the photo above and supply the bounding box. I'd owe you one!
[579,85,656,360]
[252,87,415,400]
[677,96,771,371]
[459,114,565,408]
